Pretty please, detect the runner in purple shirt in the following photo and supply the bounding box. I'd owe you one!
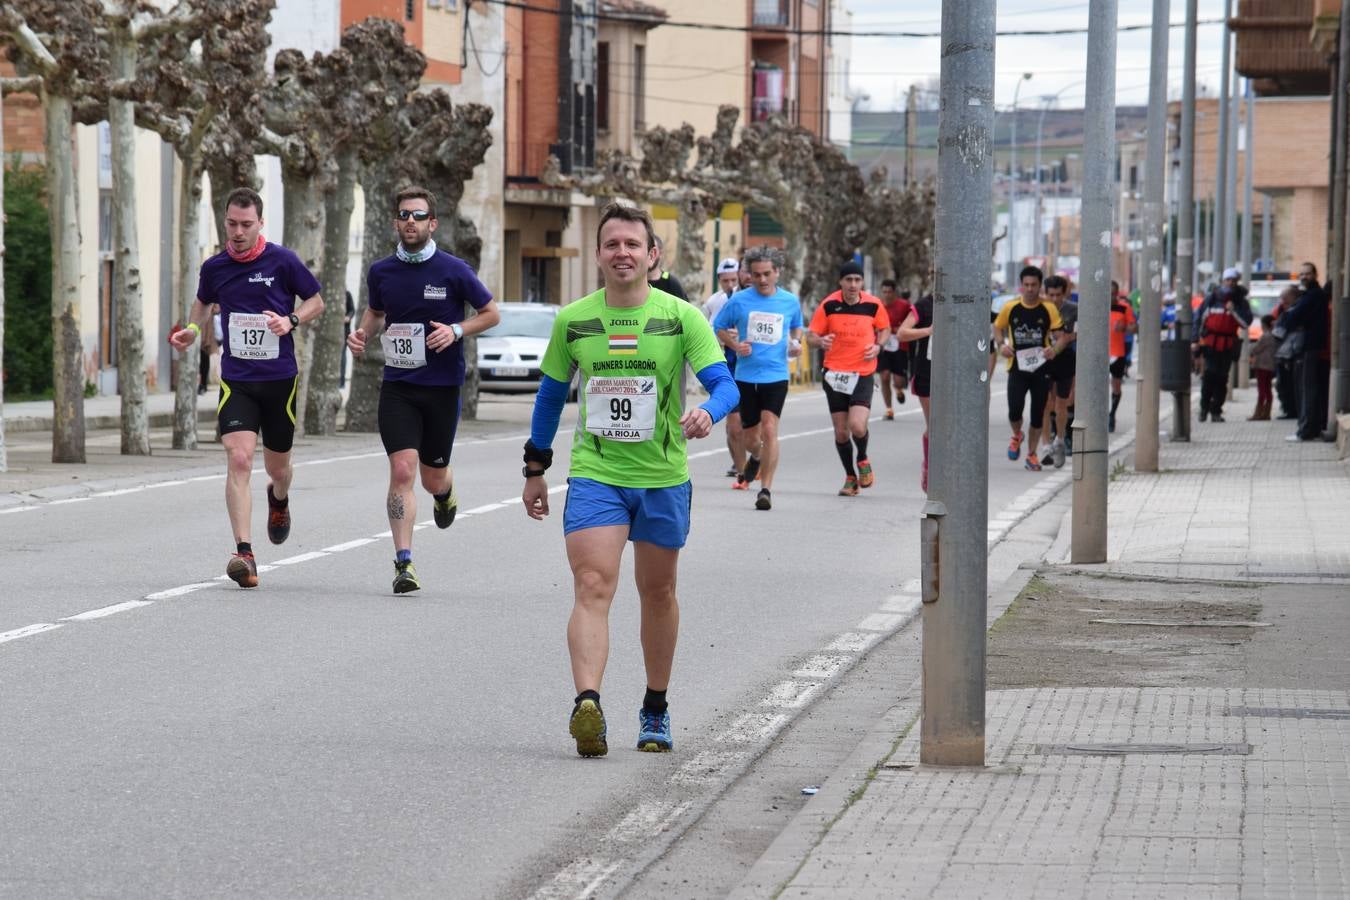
[169,187,324,589]
[347,186,500,594]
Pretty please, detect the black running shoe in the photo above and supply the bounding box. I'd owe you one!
[226,552,258,588]
[569,698,608,758]
[433,484,457,529]
[755,488,772,511]
[741,456,761,484]
[392,560,421,594]
[266,485,290,545]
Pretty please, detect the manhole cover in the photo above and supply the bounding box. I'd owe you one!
[1039,742,1250,756]
[1226,707,1350,720]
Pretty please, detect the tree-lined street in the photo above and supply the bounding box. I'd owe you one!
[0,379,1090,898]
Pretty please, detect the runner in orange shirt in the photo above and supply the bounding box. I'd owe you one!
[806,261,891,496]
[1108,280,1138,432]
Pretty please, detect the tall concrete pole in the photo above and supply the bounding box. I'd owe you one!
[921,0,995,768]
[1261,192,1272,268]
[1136,0,1169,473]
[1214,0,1233,273]
[1173,0,1198,441]
[1072,0,1117,564]
[0,80,7,474]
[1238,78,1255,389]
[1333,0,1350,422]
[1035,101,1048,258]
[1224,61,1240,275]
[1007,72,1031,288]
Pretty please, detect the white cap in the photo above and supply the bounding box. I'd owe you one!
[1222,266,1241,280]
[716,257,739,274]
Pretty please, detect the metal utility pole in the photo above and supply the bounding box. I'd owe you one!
[921,0,995,768]
[1334,0,1350,422]
[1225,62,1241,276]
[1173,0,1199,441]
[905,84,918,187]
[1072,0,1117,564]
[1214,0,1233,273]
[1136,0,1169,473]
[1007,72,1032,288]
[1261,193,1272,268]
[0,79,6,474]
[1238,78,1255,389]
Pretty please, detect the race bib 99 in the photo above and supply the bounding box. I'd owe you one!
[585,376,658,442]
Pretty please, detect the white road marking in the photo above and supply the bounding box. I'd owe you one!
[321,538,377,553]
[530,859,622,900]
[826,631,879,653]
[793,654,849,680]
[880,596,922,618]
[0,623,63,644]
[466,503,504,515]
[672,748,748,785]
[0,506,38,515]
[47,497,90,506]
[145,582,221,600]
[857,612,907,632]
[762,680,821,708]
[724,710,790,743]
[61,601,154,621]
[270,551,329,566]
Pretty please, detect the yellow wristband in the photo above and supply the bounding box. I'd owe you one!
[186,323,201,335]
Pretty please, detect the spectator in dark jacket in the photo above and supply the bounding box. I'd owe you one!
[1278,261,1330,441]
[1272,285,1300,419]
[1193,267,1252,422]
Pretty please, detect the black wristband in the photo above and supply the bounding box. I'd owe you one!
[523,439,553,471]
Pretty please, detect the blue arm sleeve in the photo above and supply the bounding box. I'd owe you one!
[695,361,739,425]
[530,374,571,450]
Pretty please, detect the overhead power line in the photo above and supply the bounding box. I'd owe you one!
[474,0,1222,39]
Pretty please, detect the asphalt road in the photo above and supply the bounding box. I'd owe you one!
[0,374,1113,899]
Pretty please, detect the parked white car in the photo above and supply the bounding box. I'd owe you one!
[476,302,575,398]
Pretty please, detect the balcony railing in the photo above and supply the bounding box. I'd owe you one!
[753,0,789,28]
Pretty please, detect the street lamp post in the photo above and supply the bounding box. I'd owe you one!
[1007,72,1033,287]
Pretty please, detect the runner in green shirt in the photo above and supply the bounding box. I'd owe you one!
[521,203,739,758]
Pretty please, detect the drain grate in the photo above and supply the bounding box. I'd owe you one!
[1038,742,1251,756]
[1226,706,1350,720]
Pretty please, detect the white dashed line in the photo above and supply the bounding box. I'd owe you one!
[826,631,880,653]
[61,601,154,621]
[321,538,378,553]
[270,551,329,566]
[0,506,38,515]
[793,654,849,680]
[762,680,821,708]
[145,582,221,600]
[857,612,908,632]
[0,623,63,644]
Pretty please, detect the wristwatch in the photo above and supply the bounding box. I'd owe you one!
[451,323,464,340]
[288,313,300,329]
[523,466,546,478]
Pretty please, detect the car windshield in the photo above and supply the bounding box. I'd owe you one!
[485,307,556,338]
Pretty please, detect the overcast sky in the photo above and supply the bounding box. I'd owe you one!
[846,0,1229,111]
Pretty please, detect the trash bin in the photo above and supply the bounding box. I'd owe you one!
[1159,338,1192,392]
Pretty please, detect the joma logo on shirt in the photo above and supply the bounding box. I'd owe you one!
[424,286,447,300]
[249,273,275,288]
[610,318,639,326]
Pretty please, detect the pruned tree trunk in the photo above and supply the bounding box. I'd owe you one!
[306,146,355,435]
[207,153,259,250]
[110,35,150,455]
[674,195,709,300]
[281,169,325,437]
[45,90,86,464]
[344,174,391,432]
[173,138,207,450]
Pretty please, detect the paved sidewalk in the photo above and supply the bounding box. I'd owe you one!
[736,414,1350,899]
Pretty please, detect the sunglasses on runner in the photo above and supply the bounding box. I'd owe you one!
[396,209,432,221]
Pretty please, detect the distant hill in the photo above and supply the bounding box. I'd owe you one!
[850,106,1149,185]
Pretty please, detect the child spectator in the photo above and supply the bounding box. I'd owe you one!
[1248,313,1276,421]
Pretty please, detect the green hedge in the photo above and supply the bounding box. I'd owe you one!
[3,161,53,398]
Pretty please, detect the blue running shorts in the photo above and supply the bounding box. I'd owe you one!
[563,478,693,549]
